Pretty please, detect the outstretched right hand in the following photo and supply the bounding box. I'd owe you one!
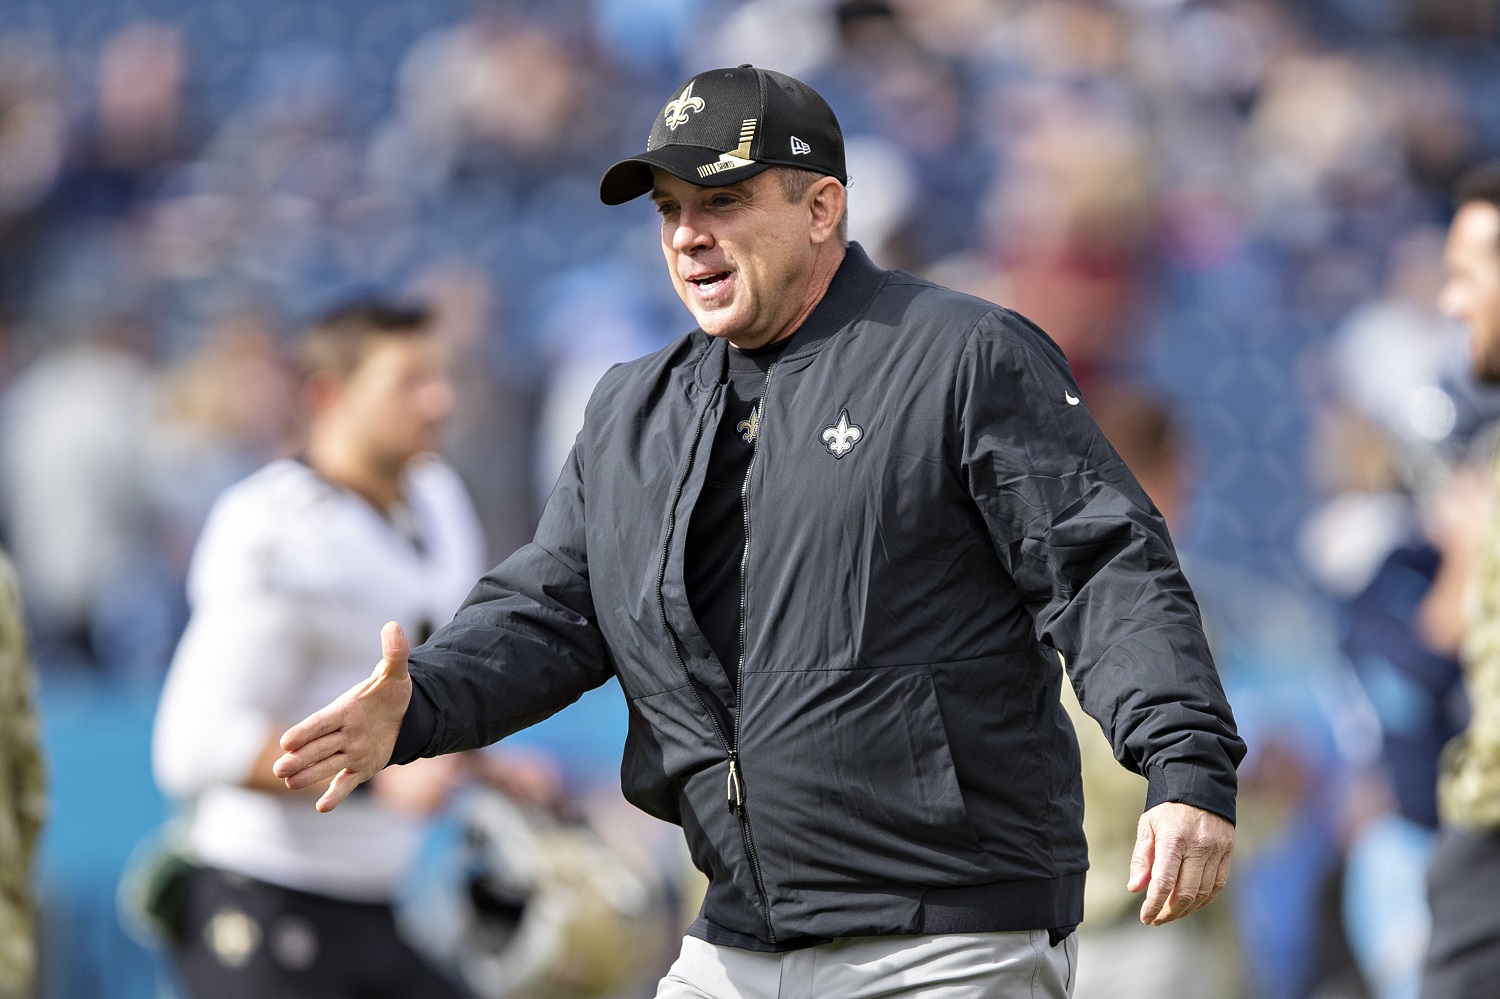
[273,621,414,813]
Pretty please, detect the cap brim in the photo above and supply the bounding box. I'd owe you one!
[599,146,772,205]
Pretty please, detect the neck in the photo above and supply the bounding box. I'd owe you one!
[305,427,404,513]
[729,241,847,350]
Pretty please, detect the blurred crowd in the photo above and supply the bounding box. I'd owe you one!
[3,0,1500,997]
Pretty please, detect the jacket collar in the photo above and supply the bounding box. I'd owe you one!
[694,242,887,388]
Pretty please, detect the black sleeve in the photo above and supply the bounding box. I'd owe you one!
[389,443,614,764]
[955,309,1245,823]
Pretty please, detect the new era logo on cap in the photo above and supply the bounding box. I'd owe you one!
[599,65,847,205]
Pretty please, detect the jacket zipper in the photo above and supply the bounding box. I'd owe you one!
[730,361,779,943]
[654,374,776,944]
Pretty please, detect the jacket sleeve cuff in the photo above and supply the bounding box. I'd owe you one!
[1144,761,1237,826]
[387,673,438,767]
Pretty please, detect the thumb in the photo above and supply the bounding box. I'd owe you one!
[379,621,410,678]
[1127,817,1154,893]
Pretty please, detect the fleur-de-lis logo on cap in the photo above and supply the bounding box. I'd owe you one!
[663,82,705,130]
[820,409,863,459]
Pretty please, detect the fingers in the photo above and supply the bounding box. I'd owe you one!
[379,621,410,679]
[1127,816,1154,894]
[1156,840,1212,924]
[272,729,348,780]
[1192,848,1222,914]
[317,768,366,813]
[1141,838,1232,926]
[278,700,346,755]
[1213,850,1232,898]
[1139,832,1180,925]
[282,752,352,791]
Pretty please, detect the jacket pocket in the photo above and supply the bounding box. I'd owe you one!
[739,667,990,890]
[619,685,723,825]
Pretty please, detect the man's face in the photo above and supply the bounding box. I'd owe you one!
[331,334,454,468]
[652,168,820,348]
[1440,202,1500,382]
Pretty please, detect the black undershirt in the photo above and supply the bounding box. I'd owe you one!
[683,337,791,688]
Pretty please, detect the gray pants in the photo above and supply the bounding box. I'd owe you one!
[657,930,1077,998]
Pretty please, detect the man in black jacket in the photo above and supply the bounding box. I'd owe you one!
[271,67,1244,997]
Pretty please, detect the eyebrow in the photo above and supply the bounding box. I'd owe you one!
[652,181,756,202]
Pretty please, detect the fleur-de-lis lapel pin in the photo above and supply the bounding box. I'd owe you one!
[820,409,863,459]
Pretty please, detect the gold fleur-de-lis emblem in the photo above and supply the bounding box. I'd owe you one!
[206,907,261,968]
[820,409,863,459]
[736,405,760,445]
[663,82,705,130]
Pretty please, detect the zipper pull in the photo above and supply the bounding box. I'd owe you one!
[727,754,744,815]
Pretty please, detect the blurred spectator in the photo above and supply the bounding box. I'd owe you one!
[407,261,539,563]
[49,23,194,230]
[151,300,480,998]
[0,311,155,666]
[1420,163,1500,998]
[143,308,297,557]
[0,38,65,219]
[531,258,665,508]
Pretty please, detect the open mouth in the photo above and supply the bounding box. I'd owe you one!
[688,271,731,292]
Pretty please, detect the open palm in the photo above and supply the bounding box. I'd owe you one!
[272,621,414,812]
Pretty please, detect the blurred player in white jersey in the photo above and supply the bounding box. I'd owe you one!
[152,299,483,998]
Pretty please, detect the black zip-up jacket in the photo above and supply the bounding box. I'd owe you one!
[392,244,1245,950]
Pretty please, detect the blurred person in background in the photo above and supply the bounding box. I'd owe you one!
[142,306,298,565]
[0,306,155,669]
[1420,163,1500,998]
[0,548,43,999]
[1301,223,1500,999]
[0,33,66,319]
[45,21,194,235]
[151,299,481,999]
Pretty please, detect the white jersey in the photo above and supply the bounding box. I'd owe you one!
[153,456,485,901]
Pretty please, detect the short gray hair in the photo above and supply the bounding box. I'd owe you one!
[775,166,849,245]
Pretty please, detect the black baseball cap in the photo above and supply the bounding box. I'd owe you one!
[599,65,847,206]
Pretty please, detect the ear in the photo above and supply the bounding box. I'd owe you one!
[302,369,343,418]
[808,177,847,246]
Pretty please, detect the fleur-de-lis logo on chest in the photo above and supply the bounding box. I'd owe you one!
[663,82,705,130]
[736,404,761,445]
[820,409,863,459]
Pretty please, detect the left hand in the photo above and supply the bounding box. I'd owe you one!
[1127,801,1234,925]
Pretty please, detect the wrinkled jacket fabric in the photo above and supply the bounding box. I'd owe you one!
[395,245,1244,950]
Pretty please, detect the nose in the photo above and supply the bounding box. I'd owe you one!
[670,205,713,255]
